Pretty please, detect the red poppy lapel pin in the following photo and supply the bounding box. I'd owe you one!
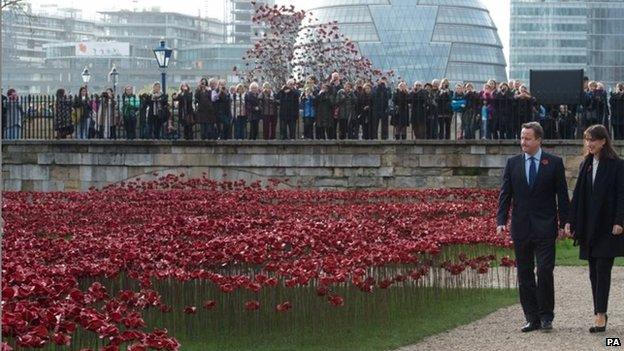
[541,158,549,166]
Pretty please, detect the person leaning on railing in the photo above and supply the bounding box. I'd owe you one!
[336,81,357,140]
[463,83,480,140]
[54,88,74,139]
[556,105,576,140]
[409,82,428,140]
[194,77,215,140]
[275,79,300,140]
[450,83,466,140]
[172,83,194,140]
[585,81,603,130]
[371,77,390,140]
[315,83,335,140]
[246,82,262,140]
[495,82,515,140]
[479,81,496,140]
[73,86,93,139]
[232,84,247,140]
[357,83,374,140]
[391,81,410,140]
[215,79,232,140]
[258,82,278,140]
[96,88,119,139]
[1,90,7,138]
[145,82,169,140]
[596,82,610,131]
[122,86,140,140]
[4,88,23,140]
[436,79,453,140]
[300,86,316,140]
[514,85,536,132]
[609,83,624,140]
[138,93,150,139]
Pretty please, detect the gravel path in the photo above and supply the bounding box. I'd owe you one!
[398,266,624,351]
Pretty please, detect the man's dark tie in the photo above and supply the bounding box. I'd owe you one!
[529,157,537,188]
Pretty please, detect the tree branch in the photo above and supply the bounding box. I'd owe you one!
[1,0,26,11]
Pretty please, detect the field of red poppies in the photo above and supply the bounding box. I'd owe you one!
[1,175,516,350]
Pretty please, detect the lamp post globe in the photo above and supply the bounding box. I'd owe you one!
[81,67,91,88]
[153,39,173,93]
[109,65,119,96]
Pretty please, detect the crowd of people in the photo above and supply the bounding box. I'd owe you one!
[3,73,624,141]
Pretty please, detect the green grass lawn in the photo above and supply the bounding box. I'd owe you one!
[22,283,518,351]
[556,238,624,266]
[147,286,518,351]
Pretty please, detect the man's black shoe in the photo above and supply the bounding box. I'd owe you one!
[541,320,553,332]
[521,321,541,332]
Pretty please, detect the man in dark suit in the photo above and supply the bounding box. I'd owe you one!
[497,121,570,332]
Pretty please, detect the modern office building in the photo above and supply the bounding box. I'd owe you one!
[2,1,281,93]
[99,10,225,66]
[510,0,624,88]
[1,6,101,93]
[307,0,507,85]
[177,43,250,84]
[177,0,276,85]
[2,7,228,93]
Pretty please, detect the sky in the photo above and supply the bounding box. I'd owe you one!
[26,0,511,65]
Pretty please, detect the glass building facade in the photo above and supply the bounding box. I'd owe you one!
[510,0,624,88]
[308,0,507,85]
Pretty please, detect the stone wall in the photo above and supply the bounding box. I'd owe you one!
[1,140,592,192]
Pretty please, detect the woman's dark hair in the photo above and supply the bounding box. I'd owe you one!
[56,88,65,100]
[584,124,619,160]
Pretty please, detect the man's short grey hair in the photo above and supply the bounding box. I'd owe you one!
[522,122,544,140]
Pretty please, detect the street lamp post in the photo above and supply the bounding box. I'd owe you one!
[109,65,119,96]
[152,39,173,93]
[81,67,91,89]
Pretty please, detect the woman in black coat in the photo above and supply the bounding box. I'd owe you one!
[315,84,335,140]
[357,83,374,140]
[463,83,481,140]
[436,80,452,140]
[609,83,624,140]
[172,83,194,140]
[566,124,624,333]
[409,82,428,140]
[392,82,410,140]
[275,79,301,140]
